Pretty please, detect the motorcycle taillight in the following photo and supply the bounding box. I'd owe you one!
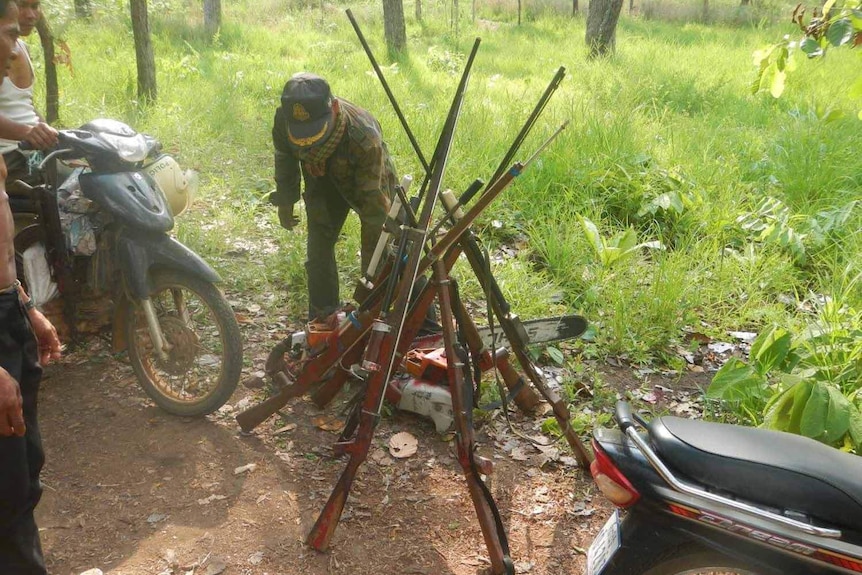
[590,439,640,508]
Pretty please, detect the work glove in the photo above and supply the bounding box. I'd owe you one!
[278,203,300,230]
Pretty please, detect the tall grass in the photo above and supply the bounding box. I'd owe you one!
[33,0,862,358]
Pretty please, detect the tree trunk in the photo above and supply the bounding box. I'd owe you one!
[585,0,624,57]
[74,0,92,20]
[416,0,422,21]
[701,0,709,21]
[740,0,750,5]
[451,0,459,36]
[517,0,522,24]
[629,0,634,13]
[383,0,406,51]
[572,0,579,16]
[130,0,157,103]
[35,17,58,123]
[203,0,221,37]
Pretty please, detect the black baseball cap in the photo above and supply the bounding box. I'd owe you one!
[281,72,334,149]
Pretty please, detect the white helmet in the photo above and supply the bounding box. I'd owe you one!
[144,155,198,217]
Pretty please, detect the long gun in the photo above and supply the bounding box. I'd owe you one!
[432,256,515,575]
[306,37,480,551]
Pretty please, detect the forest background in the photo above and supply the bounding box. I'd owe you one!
[32,0,862,447]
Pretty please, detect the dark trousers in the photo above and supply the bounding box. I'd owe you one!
[0,293,47,574]
[304,183,388,320]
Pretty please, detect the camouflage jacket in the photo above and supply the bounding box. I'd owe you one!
[271,98,397,207]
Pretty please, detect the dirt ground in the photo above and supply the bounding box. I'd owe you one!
[34,333,711,575]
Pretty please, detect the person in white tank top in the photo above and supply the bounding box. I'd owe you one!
[0,0,57,186]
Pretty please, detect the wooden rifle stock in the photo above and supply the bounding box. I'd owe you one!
[235,308,376,431]
[433,259,514,575]
[306,321,394,550]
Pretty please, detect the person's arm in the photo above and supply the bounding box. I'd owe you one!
[15,282,61,366]
[271,107,302,207]
[0,366,25,436]
[0,114,57,150]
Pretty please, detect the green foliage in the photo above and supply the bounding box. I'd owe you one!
[735,196,808,264]
[587,156,703,247]
[577,215,665,269]
[752,0,862,117]
[32,0,860,367]
[734,195,860,267]
[709,282,862,451]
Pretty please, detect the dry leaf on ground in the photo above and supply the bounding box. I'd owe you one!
[389,431,418,458]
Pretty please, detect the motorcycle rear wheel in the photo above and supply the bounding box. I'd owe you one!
[126,269,242,416]
[642,551,763,575]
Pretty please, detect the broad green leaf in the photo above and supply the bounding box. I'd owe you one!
[763,381,803,431]
[822,386,852,443]
[800,37,824,57]
[601,246,621,267]
[707,358,764,400]
[826,19,855,47]
[615,228,638,253]
[822,0,836,17]
[758,62,776,93]
[800,381,829,438]
[750,326,792,375]
[788,380,814,433]
[578,216,603,258]
[848,404,862,448]
[785,50,798,72]
[546,346,565,365]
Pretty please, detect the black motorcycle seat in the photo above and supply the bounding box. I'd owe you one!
[649,416,862,531]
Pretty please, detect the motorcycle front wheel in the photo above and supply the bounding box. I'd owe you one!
[126,269,242,416]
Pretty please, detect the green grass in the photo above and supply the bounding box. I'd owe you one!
[32,0,862,358]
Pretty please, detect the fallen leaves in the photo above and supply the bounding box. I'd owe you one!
[388,432,418,458]
[311,414,345,433]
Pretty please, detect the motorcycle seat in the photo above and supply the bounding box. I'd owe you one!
[649,416,862,532]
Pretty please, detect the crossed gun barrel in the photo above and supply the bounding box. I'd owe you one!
[235,13,593,575]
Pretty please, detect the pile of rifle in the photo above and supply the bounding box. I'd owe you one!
[235,11,593,574]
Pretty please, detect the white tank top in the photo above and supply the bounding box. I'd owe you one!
[0,40,39,154]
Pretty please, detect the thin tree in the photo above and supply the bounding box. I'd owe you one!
[451,0,459,37]
[74,0,92,20]
[35,16,58,123]
[383,0,406,51]
[130,0,157,103]
[416,0,422,21]
[573,0,579,16]
[585,0,624,57]
[204,0,221,38]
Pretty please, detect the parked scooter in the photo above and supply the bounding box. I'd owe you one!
[12,119,242,416]
[586,401,862,575]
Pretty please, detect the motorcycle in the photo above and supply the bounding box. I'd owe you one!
[12,119,242,416]
[586,401,862,575]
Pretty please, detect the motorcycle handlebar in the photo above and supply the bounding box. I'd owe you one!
[615,401,636,432]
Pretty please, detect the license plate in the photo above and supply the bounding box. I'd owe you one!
[587,510,621,575]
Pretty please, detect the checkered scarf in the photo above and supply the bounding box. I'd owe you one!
[295,108,347,177]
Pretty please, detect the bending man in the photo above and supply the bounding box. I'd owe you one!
[272,72,397,319]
